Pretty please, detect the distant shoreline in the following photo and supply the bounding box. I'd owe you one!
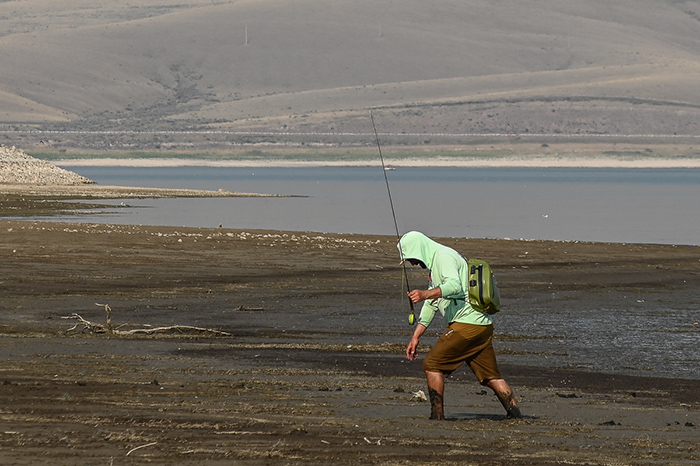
[53,156,700,169]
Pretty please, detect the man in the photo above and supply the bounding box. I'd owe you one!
[399,231,521,420]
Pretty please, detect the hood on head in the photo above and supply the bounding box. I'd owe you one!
[397,231,442,269]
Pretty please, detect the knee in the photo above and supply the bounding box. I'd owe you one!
[483,378,506,389]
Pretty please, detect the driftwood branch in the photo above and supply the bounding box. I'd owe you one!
[62,304,231,337]
[95,303,113,332]
[235,305,264,312]
[126,441,157,456]
[61,313,108,333]
[117,325,231,336]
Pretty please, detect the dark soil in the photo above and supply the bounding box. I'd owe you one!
[1,215,699,465]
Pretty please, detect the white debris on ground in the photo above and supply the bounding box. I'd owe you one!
[5,223,385,252]
[0,144,94,185]
[411,390,428,402]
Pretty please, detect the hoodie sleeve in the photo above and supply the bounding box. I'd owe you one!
[432,251,463,298]
[417,299,438,327]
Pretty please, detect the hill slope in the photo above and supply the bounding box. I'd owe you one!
[2,0,700,150]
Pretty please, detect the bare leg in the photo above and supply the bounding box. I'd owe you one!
[425,370,445,420]
[484,378,522,418]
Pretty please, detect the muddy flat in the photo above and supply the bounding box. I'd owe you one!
[1,218,699,465]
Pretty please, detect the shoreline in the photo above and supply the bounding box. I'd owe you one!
[53,156,700,168]
[0,184,284,199]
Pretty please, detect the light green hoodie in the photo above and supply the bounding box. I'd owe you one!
[398,231,492,328]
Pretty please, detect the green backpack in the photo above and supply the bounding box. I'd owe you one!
[467,258,501,315]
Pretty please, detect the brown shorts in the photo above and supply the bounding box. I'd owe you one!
[422,322,502,384]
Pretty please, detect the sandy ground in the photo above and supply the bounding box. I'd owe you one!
[1,210,699,465]
[53,155,700,168]
[0,184,280,199]
[0,184,285,219]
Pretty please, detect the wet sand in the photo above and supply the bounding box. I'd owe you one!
[1,214,699,465]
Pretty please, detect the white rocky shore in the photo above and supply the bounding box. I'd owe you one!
[0,145,278,198]
[0,145,94,185]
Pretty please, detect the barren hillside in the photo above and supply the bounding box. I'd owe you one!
[2,0,700,152]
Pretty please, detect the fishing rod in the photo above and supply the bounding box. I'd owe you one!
[370,111,416,325]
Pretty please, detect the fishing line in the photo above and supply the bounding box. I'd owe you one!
[370,111,416,325]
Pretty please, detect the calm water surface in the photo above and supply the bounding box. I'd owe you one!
[46,166,700,245]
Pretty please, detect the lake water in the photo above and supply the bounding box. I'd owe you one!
[46,165,700,245]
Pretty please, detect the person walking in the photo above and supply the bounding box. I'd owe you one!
[399,231,522,420]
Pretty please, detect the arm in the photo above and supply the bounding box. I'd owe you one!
[406,323,428,361]
[432,253,462,298]
[406,253,461,303]
[407,287,442,303]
